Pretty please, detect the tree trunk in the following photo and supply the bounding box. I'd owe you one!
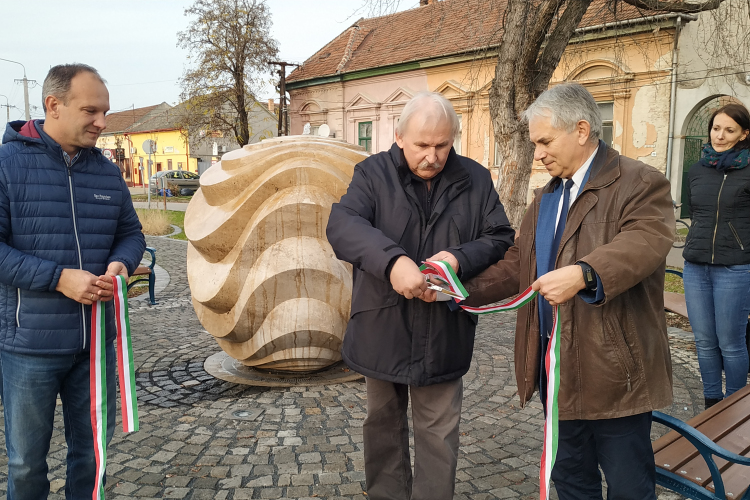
[495,124,536,228]
[489,0,536,228]
[490,0,592,228]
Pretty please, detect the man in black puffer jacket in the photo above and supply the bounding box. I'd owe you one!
[327,92,515,500]
[0,64,145,499]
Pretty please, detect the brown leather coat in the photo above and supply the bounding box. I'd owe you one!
[464,146,675,420]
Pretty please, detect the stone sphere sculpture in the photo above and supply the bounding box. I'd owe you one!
[185,136,367,372]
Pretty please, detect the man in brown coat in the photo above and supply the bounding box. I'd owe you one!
[464,83,674,499]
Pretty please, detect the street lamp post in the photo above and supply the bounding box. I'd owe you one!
[0,58,31,120]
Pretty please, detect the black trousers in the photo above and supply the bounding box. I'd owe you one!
[551,412,656,500]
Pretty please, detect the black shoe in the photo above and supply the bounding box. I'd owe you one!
[705,397,723,410]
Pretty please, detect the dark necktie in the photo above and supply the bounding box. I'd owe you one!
[539,178,575,409]
[549,179,575,271]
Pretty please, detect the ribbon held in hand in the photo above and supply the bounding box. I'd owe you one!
[419,260,560,500]
[90,275,139,500]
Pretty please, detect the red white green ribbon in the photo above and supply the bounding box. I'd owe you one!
[540,304,561,500]
[90,275,139,500]
[419,260,560,500]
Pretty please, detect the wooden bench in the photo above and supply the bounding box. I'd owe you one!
[127,247,157,305]
[656,268,750,498]
[653,386,750,499]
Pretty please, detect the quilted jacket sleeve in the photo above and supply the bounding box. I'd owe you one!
[0,167,64,292]
[107,176,146,276]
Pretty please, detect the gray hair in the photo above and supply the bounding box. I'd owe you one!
[523,83,601,142]
[396,91,460,139]
[42,63,106,112]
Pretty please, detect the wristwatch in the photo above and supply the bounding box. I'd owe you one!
[577,261,597,291]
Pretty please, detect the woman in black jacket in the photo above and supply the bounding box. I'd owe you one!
[683,103,750,409]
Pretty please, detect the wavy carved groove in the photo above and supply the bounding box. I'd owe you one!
[186,137,367,372]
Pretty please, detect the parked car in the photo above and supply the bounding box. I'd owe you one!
[149,170,201,196]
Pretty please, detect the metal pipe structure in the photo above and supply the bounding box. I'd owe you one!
[666,16,684,186]
[0,58,30,120]
[0,94,9,124]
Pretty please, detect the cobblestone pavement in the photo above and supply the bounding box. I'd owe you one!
[0,236,709,499]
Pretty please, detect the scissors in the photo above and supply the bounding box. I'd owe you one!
[424,274,464,299]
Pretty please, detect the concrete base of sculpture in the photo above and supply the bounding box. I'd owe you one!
[185,136,367,373]
[204,352,363,387]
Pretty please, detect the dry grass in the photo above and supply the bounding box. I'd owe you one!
[136,209,171,236]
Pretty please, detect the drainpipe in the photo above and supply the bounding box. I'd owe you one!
[665,15,683,184]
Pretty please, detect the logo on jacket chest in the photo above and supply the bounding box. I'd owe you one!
[94,194,112,201]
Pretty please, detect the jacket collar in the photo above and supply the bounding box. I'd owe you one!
[389,142,472,237]
[541,140,619,195]
[390,142,470,190]
[3,119,96,167]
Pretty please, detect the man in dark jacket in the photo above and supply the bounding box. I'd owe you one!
[0,64,145,499]
[326,91,515,500]
[463,83,674,499]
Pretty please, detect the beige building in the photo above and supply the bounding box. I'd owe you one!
[287,0,750,203]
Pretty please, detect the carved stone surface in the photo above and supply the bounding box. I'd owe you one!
[185,137,367,372]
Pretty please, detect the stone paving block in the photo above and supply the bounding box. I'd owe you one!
[246,475,274,487]
[338,482,367,495]
[259,487,283,499]
[319,472,343,485]
[231,488,255,500]
[163,487,190,498]
[287,485,312,497]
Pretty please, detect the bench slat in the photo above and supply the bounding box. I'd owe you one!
[653,386,750,456]
[663,291,688,318]
[706,458,750,498]
[132,265,152,276]
[654,386,750,498]
[655,398,750,472]
[674,417,750,487]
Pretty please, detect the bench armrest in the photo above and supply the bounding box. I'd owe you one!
[144,247,156,270]
[653,411,750,499]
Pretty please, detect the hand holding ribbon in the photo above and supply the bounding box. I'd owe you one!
[419,260,561,500]
[90,275,139,500]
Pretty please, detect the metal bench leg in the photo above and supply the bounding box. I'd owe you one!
[148,271,156,305]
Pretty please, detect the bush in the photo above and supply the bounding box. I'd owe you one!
[136,209,171,236]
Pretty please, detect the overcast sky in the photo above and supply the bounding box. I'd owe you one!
[0,0,415,123]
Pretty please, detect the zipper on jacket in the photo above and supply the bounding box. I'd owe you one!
[711,174,728,264]
[627,372,631,392]
[67,165,87,350]
[16,289,21,328]
[728,221,745,250]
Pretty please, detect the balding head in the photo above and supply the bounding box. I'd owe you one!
[396,91,460,139]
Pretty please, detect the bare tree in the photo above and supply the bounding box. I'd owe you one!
[362,0,727,226]
[178,0,279,147]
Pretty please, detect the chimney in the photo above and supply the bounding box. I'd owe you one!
[268,99,275,112]
[419,0,434,5]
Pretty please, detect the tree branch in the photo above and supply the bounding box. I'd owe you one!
[533,0,593,95]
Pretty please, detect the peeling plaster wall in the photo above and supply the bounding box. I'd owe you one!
[631,80,671,171]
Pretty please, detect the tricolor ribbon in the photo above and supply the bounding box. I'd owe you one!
[90,275,139,500]
[419,261,560,500]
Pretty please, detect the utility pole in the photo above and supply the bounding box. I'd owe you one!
[0,58,34,120]
[0,94,10,124]
[267,61,299,136]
